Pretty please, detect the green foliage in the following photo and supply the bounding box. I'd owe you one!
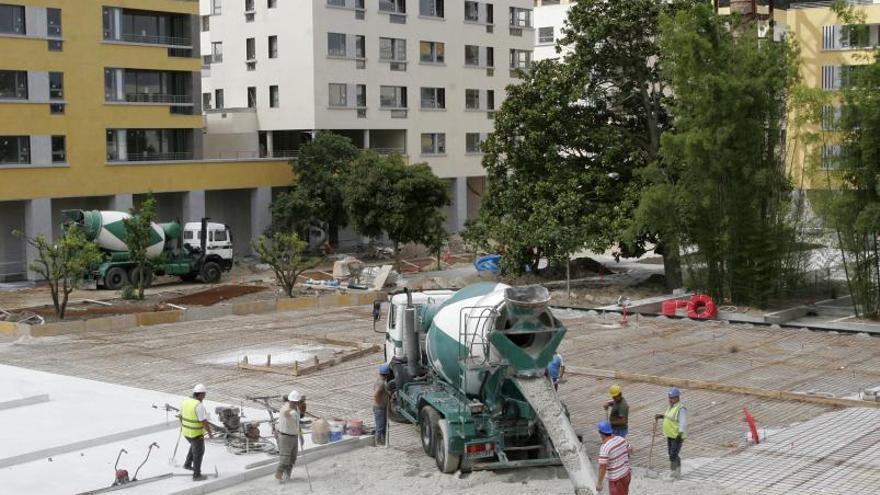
[13,227,102,320]
[252,232,319,297]
[124,194,158,300]
[271,132,360,245]
[651,4,802,305]
[343,152,449,261]
[120,284,137,301]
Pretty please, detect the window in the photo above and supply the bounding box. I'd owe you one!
[327,0,345,6]
[47,8,61,37]
[0,70,27,99]
[356,84,366,107]
[268,0,277,7]
[509,7,532,28]
[487,89,495,110]
[49,72,63,100]
[486,4,493,24]
[420,41,444,63]
[212,42,223,63]
[269,85,279,107]
[538,26,553,44]
[466,133,483,153]
[821,144,841,170]
[329,83,347,107]
[465,89,479,109]
[420,87,445,109]
[268,35,278,58]
[212,0,222,15]
[215,89,224,109]
[245,0,255,11]
[247,86,256,108]
[201,16,210,32]
[380,86,407,108]
[379,0,406,14]
[328,32,347,57]
[0,4,25,35]
[465,45,480,66]
[202,92,212,110]
[486,46,494,67]
[246,38,256,60]
[380,37,406,61]
[420,0,443,18]
[51,136,66,163]
[355,35,365,58]
[420,133,445,154]
[0,136,30,164]
[510,49,532,69]
[464,1,479,22]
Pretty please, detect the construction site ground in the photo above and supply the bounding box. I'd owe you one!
[2,301,879,494]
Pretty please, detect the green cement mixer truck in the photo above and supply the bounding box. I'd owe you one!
[382,283,596,495]
[62,210,234,289]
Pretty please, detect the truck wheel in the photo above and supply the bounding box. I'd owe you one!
[129,267,153,288]
[104,267,128,290]
[200,262,222,284]
[434,421,461,474]
[419,406,440,458]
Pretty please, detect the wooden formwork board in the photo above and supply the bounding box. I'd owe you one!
[237,336,380,377]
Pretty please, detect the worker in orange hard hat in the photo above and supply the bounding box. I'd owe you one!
[603,384,629,438]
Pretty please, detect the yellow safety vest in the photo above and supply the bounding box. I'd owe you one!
[662,403,686,440]
[180,398,205,439]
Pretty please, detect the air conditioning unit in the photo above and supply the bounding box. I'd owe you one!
[390,109,407,119]
[486,68,494,77]
[509,27,522,37]
[486,25,493,34]
[357,108,367,118]
[487,111,495,120]
[390,62,406,71]
[357,59,366,69]
[245,12,255,22]
[355,10,365,20]
[246,60,257,71]
[390,13,406,24]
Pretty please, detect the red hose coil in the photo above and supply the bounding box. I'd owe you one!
[687,294,718,320]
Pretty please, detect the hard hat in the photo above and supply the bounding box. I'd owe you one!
[668,387,681,398]
[379,364,391,376]
[193,383,207,394]
[597,420,613,435]
[287,390,302,402]
[608,384,622,397]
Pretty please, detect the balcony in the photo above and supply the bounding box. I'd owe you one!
[105,69,195,107]
[102,7,194,49]
[124,151,195,162]
[106,129,196,163]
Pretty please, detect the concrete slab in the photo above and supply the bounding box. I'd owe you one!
[0,393,49,410]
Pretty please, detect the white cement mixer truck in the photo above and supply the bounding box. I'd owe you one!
[62,210,234,289]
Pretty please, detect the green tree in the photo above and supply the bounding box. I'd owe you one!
[14,228,102,319]
[343,152,450,266]
[271,132,360,246]
[252,232,320,297]
[123,195,158,300]
[652,4,801,305]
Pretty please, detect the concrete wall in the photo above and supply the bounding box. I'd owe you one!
[134,192,185,224]
[0,201,26,281]
[206,188,252,255]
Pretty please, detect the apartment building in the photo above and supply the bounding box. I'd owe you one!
[533,0,574,61]
[0,0,293,281]
[200,0,536,237]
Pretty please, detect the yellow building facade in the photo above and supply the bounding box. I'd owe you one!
[0,0,292,280]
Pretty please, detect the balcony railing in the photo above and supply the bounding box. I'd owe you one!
[117,32,192,47]
[117,151,195,162]
[122,93,193,104]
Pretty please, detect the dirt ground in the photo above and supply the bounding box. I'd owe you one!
[165,284,267,306]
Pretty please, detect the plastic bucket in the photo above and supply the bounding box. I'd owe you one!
[329,422,344,442]
[345,419,363,437]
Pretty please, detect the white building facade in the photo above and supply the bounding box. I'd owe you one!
[533,0,575,61]
[200,0,535,235]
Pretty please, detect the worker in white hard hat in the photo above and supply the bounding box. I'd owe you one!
[181,383,213,481]
[275,390,305,484]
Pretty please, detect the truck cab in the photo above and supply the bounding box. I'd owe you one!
[182,222,234,266]
[385,290,455,362]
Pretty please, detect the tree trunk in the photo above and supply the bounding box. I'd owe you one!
[661,241,683,291]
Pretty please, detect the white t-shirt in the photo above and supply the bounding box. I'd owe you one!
[194,401,207,421]
[277,403,301,435]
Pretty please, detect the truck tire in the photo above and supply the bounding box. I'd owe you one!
[434,420,461,474]
[200,261,222,284]
[129,267,153,289]
[419,406,440,458]
[104,267,128,290]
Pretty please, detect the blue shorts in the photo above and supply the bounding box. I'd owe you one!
[613,427,628,438]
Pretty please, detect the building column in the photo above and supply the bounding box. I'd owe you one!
[250,187,272,240]
[111,194,133,212]
[266,131,274,158]
[183,190,206,221]
[452,177,468,233]
[363,129,370,150]
[24,198,52,281]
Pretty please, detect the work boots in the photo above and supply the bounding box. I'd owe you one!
[671,460,682,479]
[374,434,386,447]
[193,474,207,482]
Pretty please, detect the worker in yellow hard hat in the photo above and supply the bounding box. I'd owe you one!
[603,384,629,438]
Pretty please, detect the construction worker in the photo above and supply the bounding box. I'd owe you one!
[654,387,687,479]
[595,420,632,494]
[547,353,565,390]
[275,390,305,484]
[181,383,213,481]
[603,384,629,437]
[373,364,392,446]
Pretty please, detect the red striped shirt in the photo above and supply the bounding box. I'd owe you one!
[598,435,632,481]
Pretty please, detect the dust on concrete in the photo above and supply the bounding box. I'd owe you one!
[212,445,751,495]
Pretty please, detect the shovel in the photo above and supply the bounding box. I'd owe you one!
[646,418,660,479]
